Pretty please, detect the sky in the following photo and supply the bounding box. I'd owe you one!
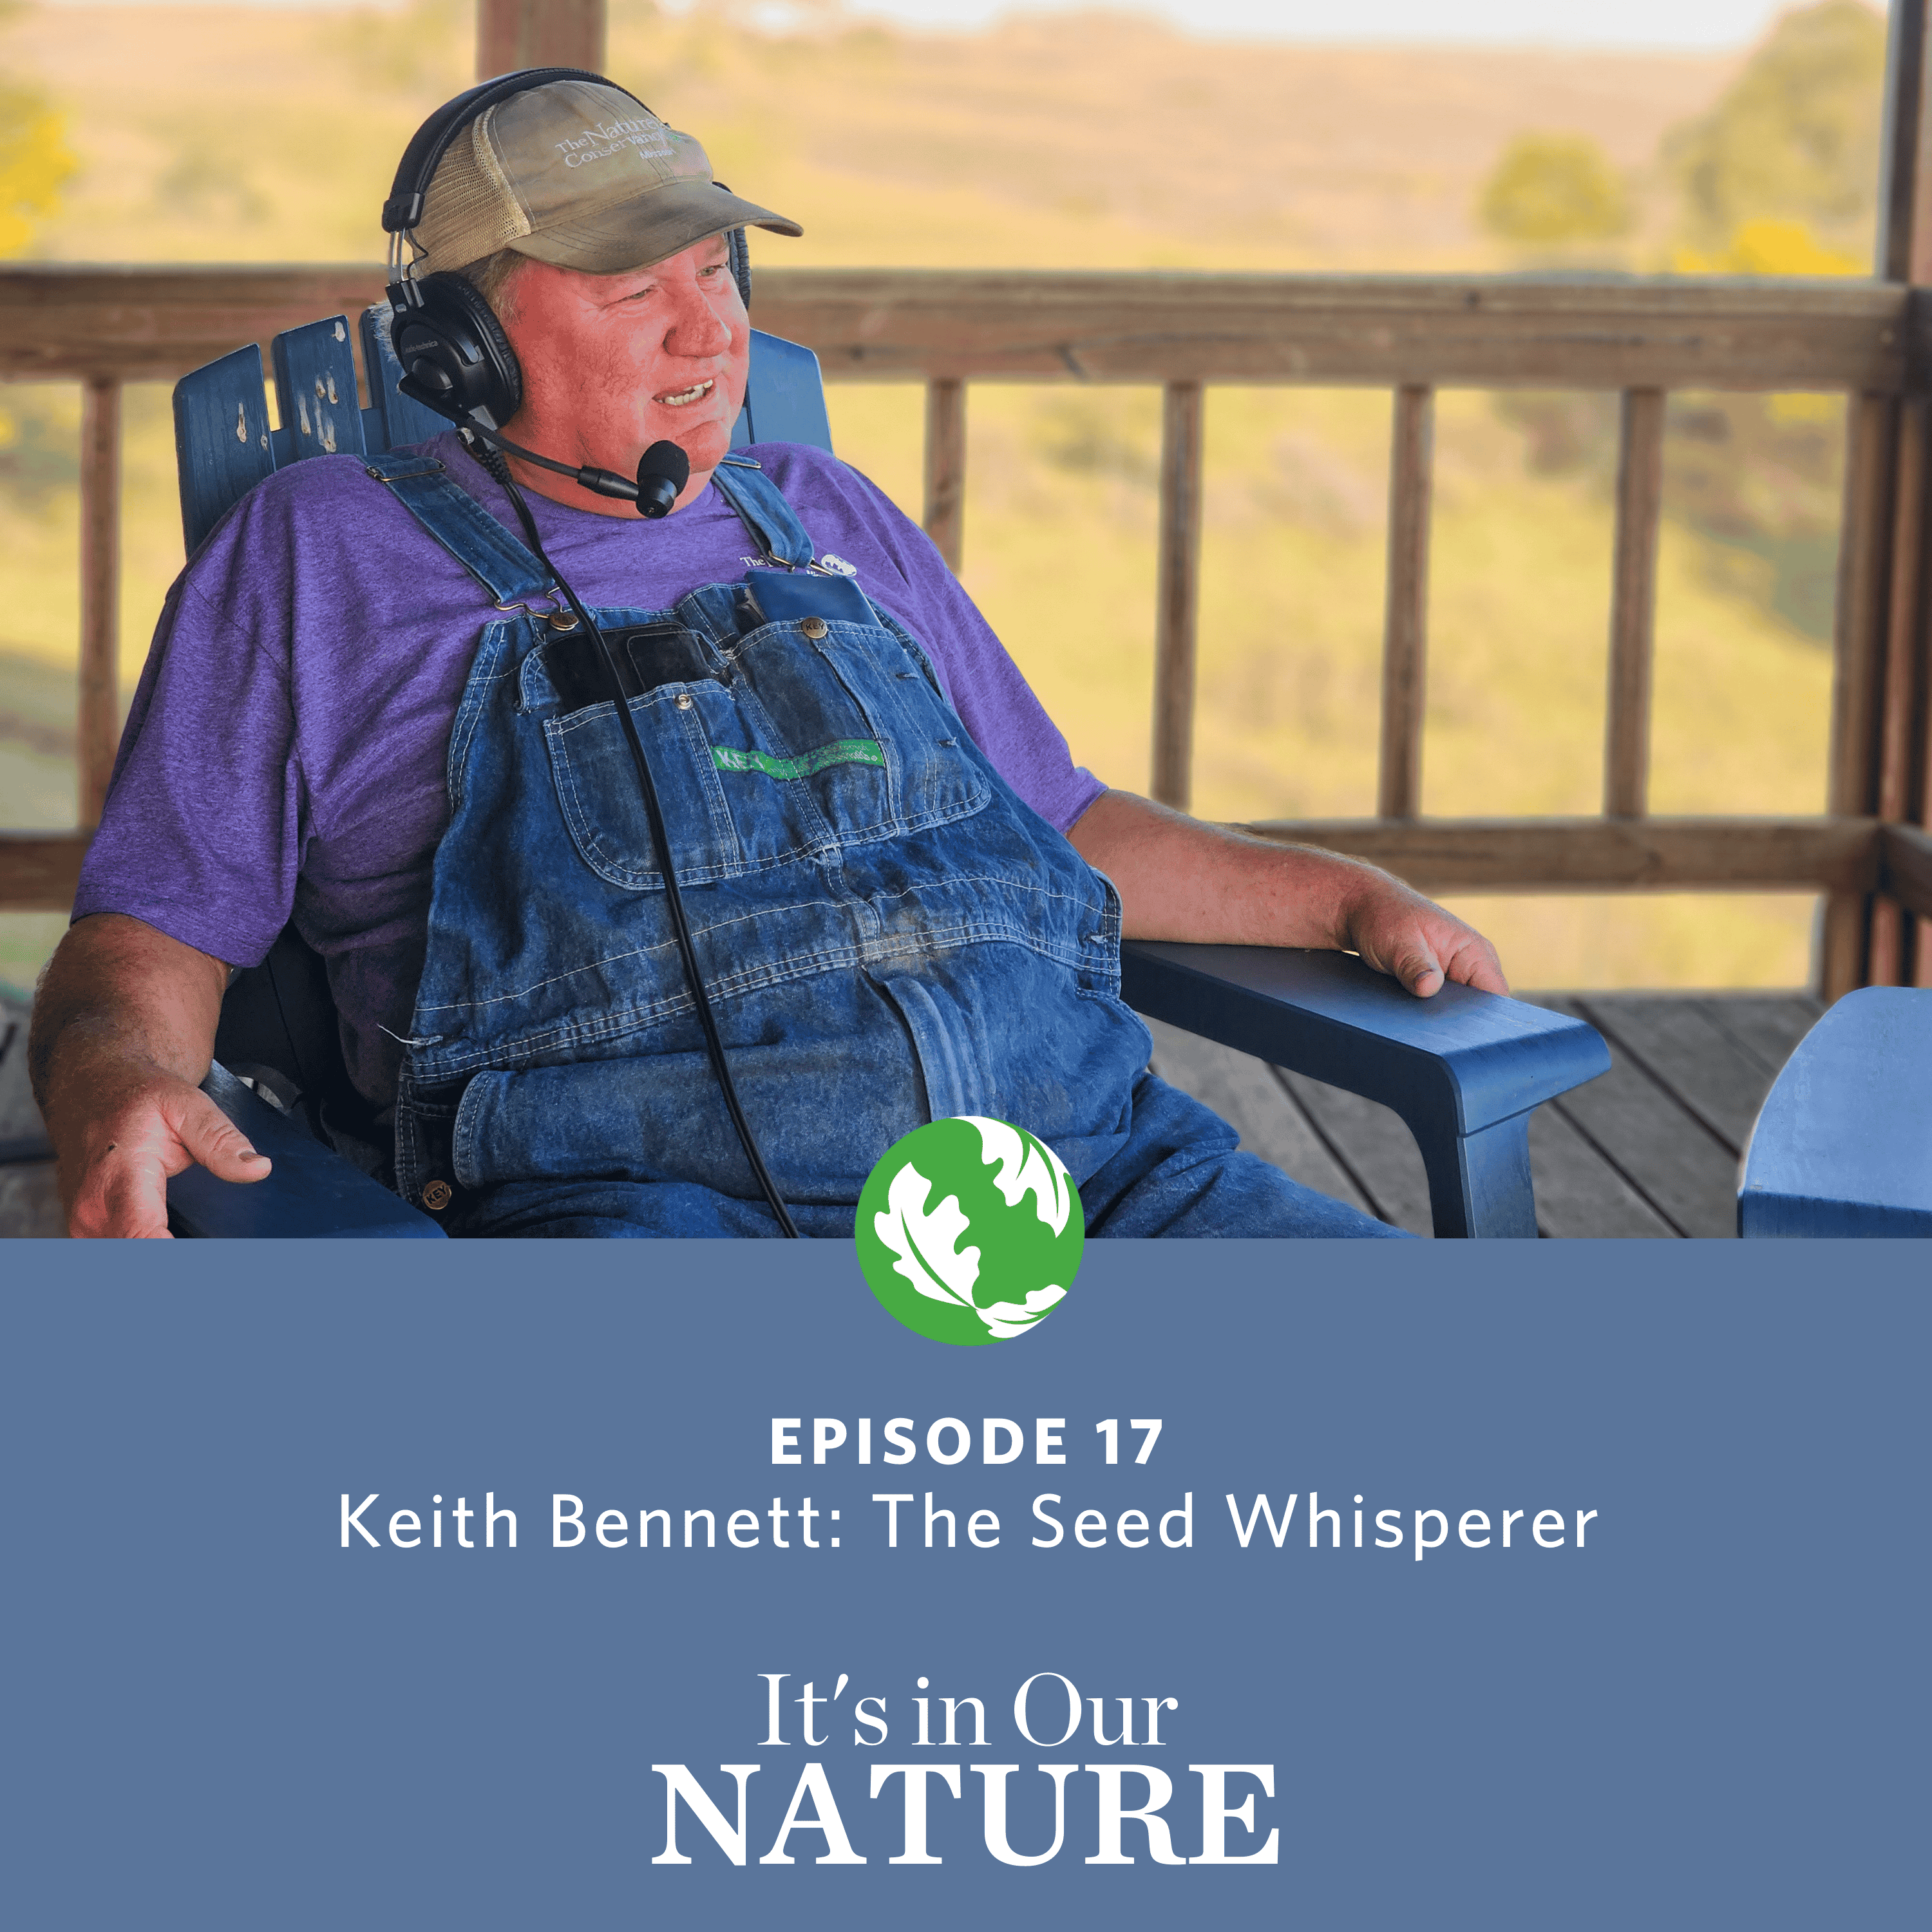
[829,0,1826,50]
[31,0,1870,48]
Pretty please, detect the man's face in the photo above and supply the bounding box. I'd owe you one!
[497,235,750,513]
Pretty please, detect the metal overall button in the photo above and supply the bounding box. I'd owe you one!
[421,1179,453,1211]
[676,692,694,710]
[800,616,829,639]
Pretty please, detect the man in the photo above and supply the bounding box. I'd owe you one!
[30,75,1503,1240]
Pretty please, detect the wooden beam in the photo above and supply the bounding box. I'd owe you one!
[922,377,965,574]
[1604,388,1664,819]
[477,0,605,79]
[0,833,90,911]
[1378,384,1432,820]
[1,266,1912,391]
[1151,380,1205,811]
[77,377,120,828]
[1238,815,1881,896]
[0,819,1879,913]
[0,265,393,381]
[743,270,1911,392]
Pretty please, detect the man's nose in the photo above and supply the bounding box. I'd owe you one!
[663,279,732,356]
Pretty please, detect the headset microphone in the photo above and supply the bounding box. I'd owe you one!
[634,440,691,517]
[439,406,693,518]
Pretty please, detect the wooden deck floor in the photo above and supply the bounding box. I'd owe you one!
[0,986,1822,1240]
[1146,990,1823,1236]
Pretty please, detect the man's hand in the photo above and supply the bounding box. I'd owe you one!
[1332,869,1506,999]
[29,914,272,1238]
[1067,789,1507,998]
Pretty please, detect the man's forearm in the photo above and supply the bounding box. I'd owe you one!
[31,913,272,1238]
[29,913,230,1135]
[1065,789,1372,947]
[1065,788,1506,998]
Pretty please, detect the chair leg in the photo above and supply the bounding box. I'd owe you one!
[1419,1111,1538,1238]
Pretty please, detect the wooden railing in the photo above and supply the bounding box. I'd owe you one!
[5,261,1932,996]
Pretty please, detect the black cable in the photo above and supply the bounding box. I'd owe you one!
[471,438,801,1238]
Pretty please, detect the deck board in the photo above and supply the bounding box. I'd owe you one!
[1142,1017,1373,1215]
[1692,994,1821,1077]
[1572,995,1788,1151]
[1526,1102,1677,1237]
[1525,995,1744,1238]
[1276,1070,1434,1235]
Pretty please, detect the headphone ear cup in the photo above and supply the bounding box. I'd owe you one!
[391,272,524,426]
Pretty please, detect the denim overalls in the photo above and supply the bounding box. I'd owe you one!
[363,450,1400,1238]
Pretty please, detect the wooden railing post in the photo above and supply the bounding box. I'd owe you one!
[1866,0,1932,989]
[78,375,121,828]
[1605,388,1665,819]
[922,377,965,574]
[1822,392,1897,999]
[477,0,605,79]
[1871,393,1929,983]
[1151,379,1205,811]
[1378,383,1434,820]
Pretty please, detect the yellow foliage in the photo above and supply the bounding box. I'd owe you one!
[1672,215,1864,277]
[0,96,74,257]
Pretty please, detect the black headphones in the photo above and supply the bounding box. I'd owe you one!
[383,67,753,430]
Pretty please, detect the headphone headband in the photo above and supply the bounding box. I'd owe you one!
[381,67,651,236]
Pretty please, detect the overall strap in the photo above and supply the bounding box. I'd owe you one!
[362,450,556,609]
[711,455,817,569]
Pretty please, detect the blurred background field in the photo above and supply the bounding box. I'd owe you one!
[0,0,1892,992]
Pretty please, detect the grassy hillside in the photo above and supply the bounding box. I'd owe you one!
[0,2,1848,994]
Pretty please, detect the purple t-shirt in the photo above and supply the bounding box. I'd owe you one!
[76,433,1105,1107]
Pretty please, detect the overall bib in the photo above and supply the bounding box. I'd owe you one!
[365,450,1398,1240]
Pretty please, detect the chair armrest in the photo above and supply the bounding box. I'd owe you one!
[1120,941,1609,1237]
[166,1063,444,1239]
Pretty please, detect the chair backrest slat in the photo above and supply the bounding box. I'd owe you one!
[270,316,368,468]
[733,331,833,453]
[173,343,276,554]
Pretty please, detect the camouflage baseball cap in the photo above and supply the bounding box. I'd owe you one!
[413,76,802,276]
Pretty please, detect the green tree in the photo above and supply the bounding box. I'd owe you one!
[1664,0,1886,264]
[1478,132,1631,247]
[1649,3,1888,642]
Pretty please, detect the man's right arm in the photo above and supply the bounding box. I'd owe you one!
[28,914,272,1239]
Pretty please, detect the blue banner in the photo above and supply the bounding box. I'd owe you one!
[2,1240,1924,1929]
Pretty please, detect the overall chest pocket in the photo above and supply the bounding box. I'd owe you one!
[719,600,990,857]
[533,621,747,892]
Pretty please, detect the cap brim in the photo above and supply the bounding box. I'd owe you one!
[509,180,802,276]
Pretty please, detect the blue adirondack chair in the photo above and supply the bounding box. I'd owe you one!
[1738,987,1932,1235]
[164,303,1610,1238]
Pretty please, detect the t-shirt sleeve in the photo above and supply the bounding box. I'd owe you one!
[71,511,307,969]
[772,450,1107,833]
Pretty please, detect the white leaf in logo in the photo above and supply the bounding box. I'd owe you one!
[873,1162,981,1310]
[965,1117,1073,1236]
[978,1286,1068,1340]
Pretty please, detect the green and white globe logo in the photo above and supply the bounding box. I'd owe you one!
[855,1117,1083,1345]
